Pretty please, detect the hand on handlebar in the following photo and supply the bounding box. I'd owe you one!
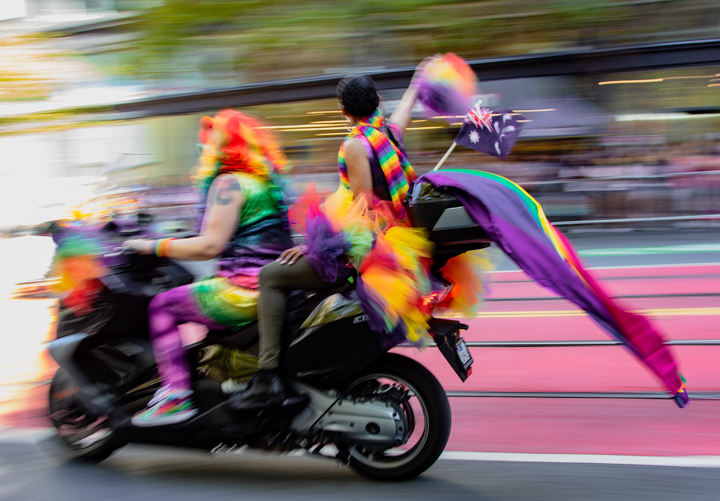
[123,238,155,255]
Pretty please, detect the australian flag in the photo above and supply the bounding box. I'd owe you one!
[454,103,524,160]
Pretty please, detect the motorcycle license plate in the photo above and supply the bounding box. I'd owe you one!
[455,338,473,369]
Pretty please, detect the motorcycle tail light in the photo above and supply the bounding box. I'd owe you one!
[421,284,453,309]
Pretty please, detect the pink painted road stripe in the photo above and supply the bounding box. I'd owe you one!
[487,276,720,299]
[459,310,719,341]
[474,295,720,312]
[446,398,720,455]
[396,345,719,393]
[489,264,720,282]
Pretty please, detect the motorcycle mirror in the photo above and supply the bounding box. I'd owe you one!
[37,220,62,236]
[137,213,153,225]
[102,221,119,233]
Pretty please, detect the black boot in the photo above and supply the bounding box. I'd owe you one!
[227,369,288,411]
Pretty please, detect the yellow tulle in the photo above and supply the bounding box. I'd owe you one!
[384,226,433,269]
[359,228,434,345]
[325,188,435,344]
[360,263,416,331]
[322,187,369,231]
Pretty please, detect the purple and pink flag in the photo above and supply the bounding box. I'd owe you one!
[419,168,688,406]
[421,101,688,406]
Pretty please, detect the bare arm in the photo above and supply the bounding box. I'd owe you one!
[389,56,436,135]
[125,173,243,260]
[389,82,419,135]
[344,137,373,198]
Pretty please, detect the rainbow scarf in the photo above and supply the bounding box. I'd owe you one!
[419,168,689,407]
[338,110,416,222]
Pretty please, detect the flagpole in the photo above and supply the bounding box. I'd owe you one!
[432,142,457,171]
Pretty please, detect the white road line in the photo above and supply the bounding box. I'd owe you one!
[0,427,53,444]
[441,451,720,468]
[1,428,719,469]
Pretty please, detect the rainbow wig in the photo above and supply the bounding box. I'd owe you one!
[194,109,290,194]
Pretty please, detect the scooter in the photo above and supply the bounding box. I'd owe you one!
[47,180,490,480]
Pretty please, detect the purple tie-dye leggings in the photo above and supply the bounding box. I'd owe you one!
[148,285,226,392]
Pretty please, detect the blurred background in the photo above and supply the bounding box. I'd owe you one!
[0,1,719,482]
[1,0,720,233]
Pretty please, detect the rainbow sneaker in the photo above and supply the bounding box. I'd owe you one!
[131,386,198,427]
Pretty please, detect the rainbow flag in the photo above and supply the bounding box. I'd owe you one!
[419,168,689,407]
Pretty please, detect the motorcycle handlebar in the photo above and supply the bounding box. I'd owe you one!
[104,246,138,259]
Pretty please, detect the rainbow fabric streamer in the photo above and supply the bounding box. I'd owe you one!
[416,53,478,121]
[338,110,416,222]
[418,168,689,407]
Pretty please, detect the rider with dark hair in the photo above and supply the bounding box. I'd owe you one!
[337,74,380,118]
[231,66,427,410]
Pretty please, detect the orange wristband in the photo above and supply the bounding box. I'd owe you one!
[155,238,175,258]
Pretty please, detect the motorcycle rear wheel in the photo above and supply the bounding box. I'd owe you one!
[48,368,120,462]
[343,353,451,481]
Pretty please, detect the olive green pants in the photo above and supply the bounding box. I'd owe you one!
[257,256,345,369]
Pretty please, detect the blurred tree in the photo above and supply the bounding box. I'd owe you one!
[8,1,720,96]
[0,34,101,102]
[120,0,720,87]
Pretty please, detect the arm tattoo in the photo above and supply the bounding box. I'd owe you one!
[210,176,241,206]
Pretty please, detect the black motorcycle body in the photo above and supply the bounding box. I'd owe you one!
[47,182,490,480]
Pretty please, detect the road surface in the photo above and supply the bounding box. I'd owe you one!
[0,228,718,499]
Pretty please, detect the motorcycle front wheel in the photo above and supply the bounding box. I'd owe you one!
[343,353,451,481]
[48,368,121,462]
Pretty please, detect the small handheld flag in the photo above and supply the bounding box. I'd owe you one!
[432,103,525,171]
[455,104,525,160]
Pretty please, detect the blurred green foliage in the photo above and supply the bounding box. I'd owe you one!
[120,0,720,85]
[0,34,65,101]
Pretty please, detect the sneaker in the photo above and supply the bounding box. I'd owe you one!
[131,387,198,427]
[220,378,250,394]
